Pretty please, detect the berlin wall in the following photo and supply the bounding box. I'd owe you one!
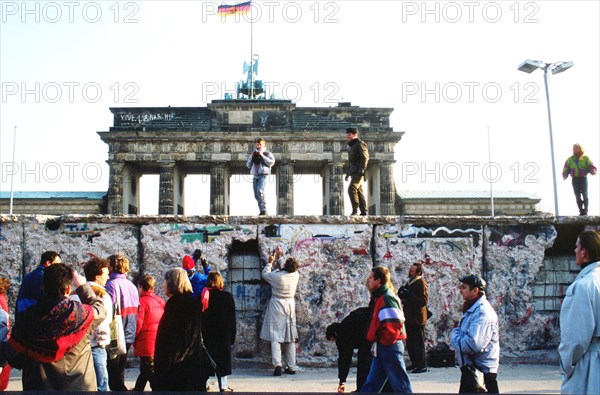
[1,215,598,366]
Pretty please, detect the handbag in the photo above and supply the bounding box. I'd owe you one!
[459,365,486,393]
[458,342,486,393]
[108,283,127,359]
[201,343,217,377]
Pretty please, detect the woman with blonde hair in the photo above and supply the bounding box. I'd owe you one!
[154,268,209,391]
[201,272,236,392]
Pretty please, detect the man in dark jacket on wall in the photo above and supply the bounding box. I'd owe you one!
[344,128,369,216]
[398,263,429,373]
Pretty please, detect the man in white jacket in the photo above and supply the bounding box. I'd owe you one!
[559,230,600,394]
[260,246,299,376]
[450,274,499,393]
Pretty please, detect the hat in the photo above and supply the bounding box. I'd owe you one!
[346,127,358,134]
[459,274,486,290]
[182,255,195,271]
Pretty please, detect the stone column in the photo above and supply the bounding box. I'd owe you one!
[158,161,176,215]
[379,161,396,215]
[323,162,345,215]
[276,162,294,216]
[107,161,124,215]
[210,163,229,215]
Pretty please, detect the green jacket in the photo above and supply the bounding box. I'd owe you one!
[562,155,597,178]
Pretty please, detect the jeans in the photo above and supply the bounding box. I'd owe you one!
[360,341,413,393]
[91,346,109,391]
[253,175,267,213]
[572,177,588,213]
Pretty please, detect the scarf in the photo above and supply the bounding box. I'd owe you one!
[201,287,212,312]
[8,297,94,363]
[462,294,483,313]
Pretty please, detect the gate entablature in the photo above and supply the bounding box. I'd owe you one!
[98,100,404,216]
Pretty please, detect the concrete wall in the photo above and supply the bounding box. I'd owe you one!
[1,215,598,365]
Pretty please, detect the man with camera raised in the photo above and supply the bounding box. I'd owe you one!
[246,137,275,215]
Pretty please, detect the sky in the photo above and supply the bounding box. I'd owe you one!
[1,0,599,216]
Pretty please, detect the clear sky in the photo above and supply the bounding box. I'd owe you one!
[1,0,599,216]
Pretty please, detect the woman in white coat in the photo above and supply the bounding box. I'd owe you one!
[559,230,600,394]
[260,246,299,376]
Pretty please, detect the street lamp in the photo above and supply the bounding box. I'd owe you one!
[518,59,574,216]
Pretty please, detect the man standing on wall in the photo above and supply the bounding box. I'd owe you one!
[398,263,429,374]
[562,143,597,215]
[344,128,369,216]
[360,266,412,393]
[558,230,600,394]
[450,275,500,393]
[246,137,275,215]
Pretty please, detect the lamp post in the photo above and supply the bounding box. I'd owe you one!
[518,59,574,217]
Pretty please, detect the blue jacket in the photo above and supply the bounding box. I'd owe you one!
[450,295,500,373]
[15,266,46,316]
[105,273,140,344]
[189,267,211,300]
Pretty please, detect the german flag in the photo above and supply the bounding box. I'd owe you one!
[217,1,251,16]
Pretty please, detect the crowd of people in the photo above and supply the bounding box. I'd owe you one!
[0,249,235,392]
[0,229,598,394]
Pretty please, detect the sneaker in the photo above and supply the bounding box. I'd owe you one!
[259,211,267,215]
[273,366,282,376]
[220,387,234,392]
[411,367,428,373]
[284,367,296,375]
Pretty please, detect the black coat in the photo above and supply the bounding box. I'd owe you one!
[201,289,236,376]
[153,293,207,391]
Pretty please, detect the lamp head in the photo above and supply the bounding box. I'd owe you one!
[518,59,543,74]
[551,61,574,75]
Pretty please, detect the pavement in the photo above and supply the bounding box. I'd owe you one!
[5,363,562,393]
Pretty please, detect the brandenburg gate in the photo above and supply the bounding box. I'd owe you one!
[98,100,403,216]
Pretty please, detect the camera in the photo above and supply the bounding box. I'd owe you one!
[252,151,261,164]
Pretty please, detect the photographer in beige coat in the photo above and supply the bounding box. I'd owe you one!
[260,246,299,376]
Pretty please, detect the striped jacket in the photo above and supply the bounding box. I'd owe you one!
[562,155,597,178]
[367,285,406,346]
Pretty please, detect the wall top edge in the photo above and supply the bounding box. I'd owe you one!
[2,214,597,227]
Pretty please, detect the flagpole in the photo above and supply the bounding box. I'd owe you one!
[9,125,17,215]
[250,1,254,99]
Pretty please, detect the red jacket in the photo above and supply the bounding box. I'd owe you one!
[134,291,165,357]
